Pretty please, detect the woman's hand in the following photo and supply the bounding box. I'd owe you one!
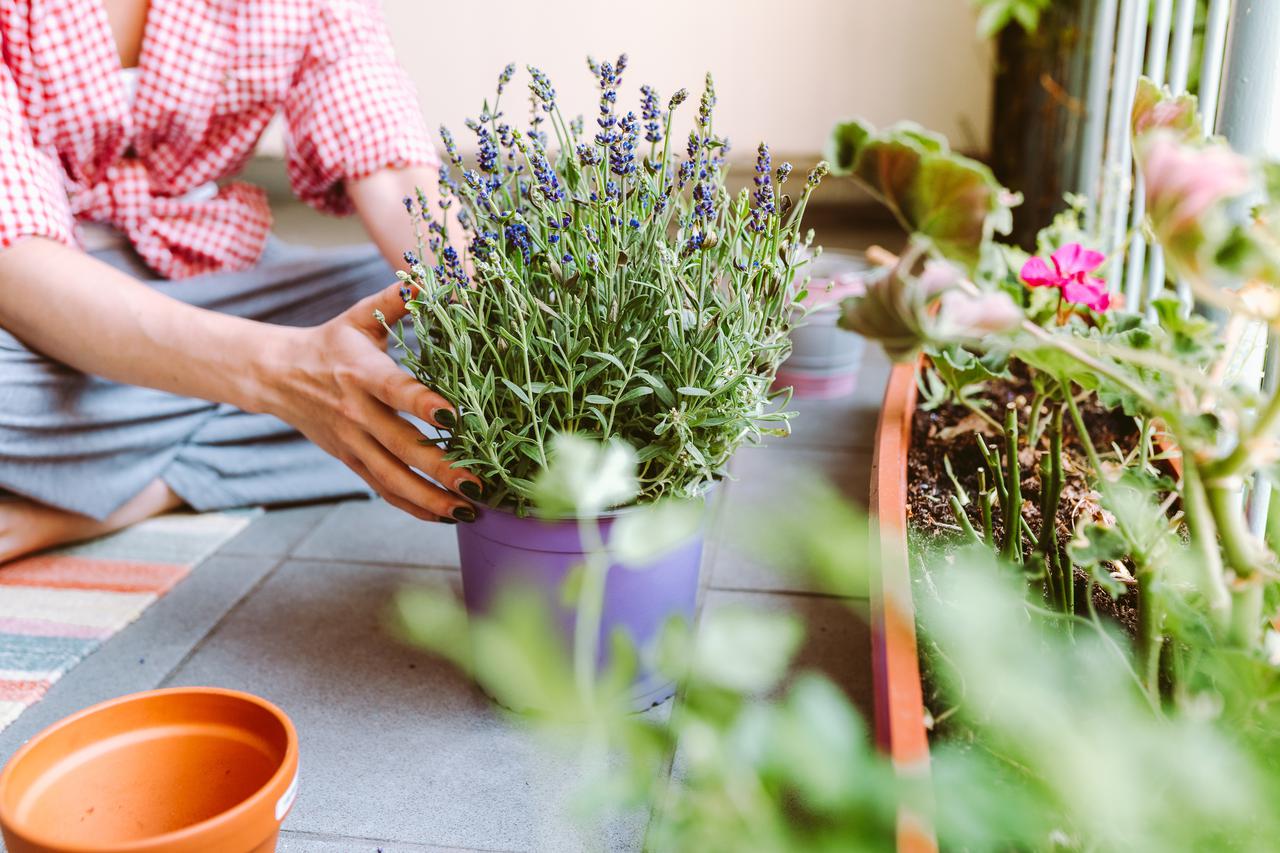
[261,282,480,523]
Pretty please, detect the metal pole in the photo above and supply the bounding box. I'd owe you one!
[1129,0,1175,312]
[1199,0,1233,134]
[1080,0,1120,230]
[1167,0,1197,93]
[1102,0,1148,294]
[1214,0,1280,537]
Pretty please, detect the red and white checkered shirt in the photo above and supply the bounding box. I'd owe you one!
[0,0,438,279]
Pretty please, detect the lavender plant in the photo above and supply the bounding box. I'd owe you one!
[388,57,827,512]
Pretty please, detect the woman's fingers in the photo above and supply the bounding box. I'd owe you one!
[353,432,474,521]
[341,457,441,523]
[357,349,456,430]
[368,405,483,498]
[350,281,413,330]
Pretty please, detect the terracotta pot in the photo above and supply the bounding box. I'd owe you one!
[0,688,299,853]
[869,360,937,852]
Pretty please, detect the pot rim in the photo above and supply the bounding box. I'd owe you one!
[0,686,299,853]
[478,479,718,525]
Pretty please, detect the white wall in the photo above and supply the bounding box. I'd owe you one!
[382,0,994,161]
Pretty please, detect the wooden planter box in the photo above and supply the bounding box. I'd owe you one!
[868,360,936,852]
[868,359,1183,852]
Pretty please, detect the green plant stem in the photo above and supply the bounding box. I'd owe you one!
[1206,385,1280,480]
[1174,453,1234,635]
[950,495,982,544]
[574,516,610,709]
[1205,483,1267,647]
[1002,405,1024,565]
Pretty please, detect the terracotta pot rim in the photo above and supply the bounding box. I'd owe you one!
[0,686,298,853]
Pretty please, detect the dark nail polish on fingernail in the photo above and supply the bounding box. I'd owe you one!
[438,517,458,525]
[434,409,457,429]
[452,505,477,523]
[458,480,483,500]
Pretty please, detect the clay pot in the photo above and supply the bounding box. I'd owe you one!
[0,688,298,853]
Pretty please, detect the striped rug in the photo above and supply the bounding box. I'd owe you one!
[0,509,258,732]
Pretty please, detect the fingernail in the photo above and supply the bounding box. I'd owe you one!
[438,517,458,525]
[458,480,483,500]
[452,505,477,523]
[434,409,457,430]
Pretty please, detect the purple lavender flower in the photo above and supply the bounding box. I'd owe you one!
[807,161,829,187]
[577,142,603,167]
[399,284,412,301]
[433,245,469,289]
[640,85,663,144]
[697,73,716,128]
[668,88,688,110]
[749,142,775,232]
[503,221,532,264]
[528,143,565,203]
[527,66,556,111]
[402,196,414,214]
[439,126,463,167]
[497,62,516,96]
[776,162,793,184]
[403,250,419,267]
[475,126,499,175]
[610,111,638,178]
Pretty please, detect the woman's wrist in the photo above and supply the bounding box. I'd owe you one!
[241,324,308,416]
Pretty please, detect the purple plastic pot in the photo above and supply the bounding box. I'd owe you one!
[455,503,705,712]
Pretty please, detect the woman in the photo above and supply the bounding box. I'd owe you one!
[0,0,478,565]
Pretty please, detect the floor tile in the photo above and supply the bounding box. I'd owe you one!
[292,499,460,568]
[710,450,871,595]
[779,345,891,453]
[700,589,873,715]
[276,830,482,852]
[163,560,658,851]
[653,589,875,840]
[218,504,336,558]
[0,554,280,759]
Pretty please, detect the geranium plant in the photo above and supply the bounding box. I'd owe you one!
[387,57,827,512]
[838,77,1280,689]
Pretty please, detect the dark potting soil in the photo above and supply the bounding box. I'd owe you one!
[905,368,1142,635]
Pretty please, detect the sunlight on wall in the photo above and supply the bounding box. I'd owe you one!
[382,0,994,161]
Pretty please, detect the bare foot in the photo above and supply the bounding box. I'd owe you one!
[0,479,184,566]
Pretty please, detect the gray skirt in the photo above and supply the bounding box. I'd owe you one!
[0,238,396,521]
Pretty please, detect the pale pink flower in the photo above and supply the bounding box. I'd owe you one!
[1140,133,1253,235]
[933,289,1024,339]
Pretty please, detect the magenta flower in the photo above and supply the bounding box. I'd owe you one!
[1020,243,1111,312]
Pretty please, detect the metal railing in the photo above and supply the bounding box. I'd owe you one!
[1074,0,1280,537]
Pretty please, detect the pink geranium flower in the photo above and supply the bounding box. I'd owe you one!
[1020,243,1111,312]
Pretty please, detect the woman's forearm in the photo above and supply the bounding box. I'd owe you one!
[348,166,463,271]
[0,237,292,412]
[0,235,478,521]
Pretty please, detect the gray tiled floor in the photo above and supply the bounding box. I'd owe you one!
[0,207,891,851]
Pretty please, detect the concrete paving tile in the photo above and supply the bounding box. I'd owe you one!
[218,505,337,558]
[276,829,487,852]
[702,589,873,717]
[778,345,891,453]
[710,450,871,596]
[163,560,660,851]
[0,554,281,760]
[292,499,460,568]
